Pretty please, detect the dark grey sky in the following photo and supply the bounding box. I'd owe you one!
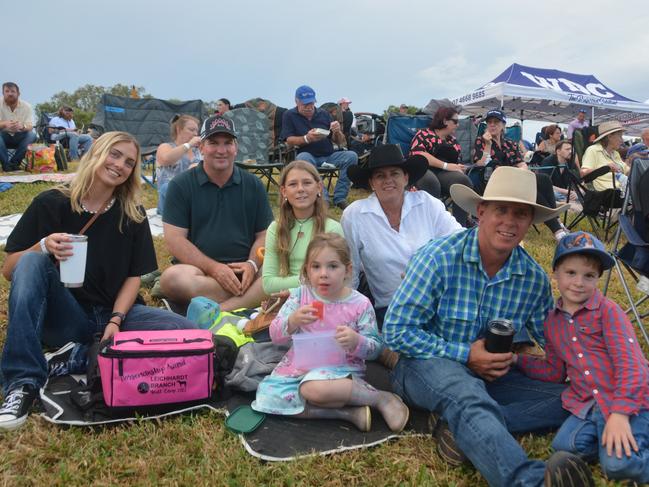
[6,0,648,118]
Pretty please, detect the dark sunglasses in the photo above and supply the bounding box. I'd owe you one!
[449,118,459,124]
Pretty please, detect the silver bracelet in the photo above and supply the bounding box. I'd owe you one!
[246,259,259,274]
[39,237,49,254]
[183,142,191,151]
[303,135,309,145]
[442,162,448,170]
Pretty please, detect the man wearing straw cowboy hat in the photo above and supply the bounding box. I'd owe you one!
[384,167,594,486]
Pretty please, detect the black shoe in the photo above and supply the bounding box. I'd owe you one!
[0,385,38,431]
[45,342,75,378]
[430,413,469,467]
[335,201,349,210]
[544,451,594,487]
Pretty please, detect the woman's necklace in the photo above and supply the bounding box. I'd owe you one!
[295,217,311,239]
[81,197,116,214]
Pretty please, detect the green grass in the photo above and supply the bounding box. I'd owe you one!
[0,175,645,486]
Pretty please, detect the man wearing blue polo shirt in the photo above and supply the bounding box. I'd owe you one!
[160,115,274,311]
[281,85,358,209]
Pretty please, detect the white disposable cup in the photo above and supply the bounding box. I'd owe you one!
[59,234,88,288]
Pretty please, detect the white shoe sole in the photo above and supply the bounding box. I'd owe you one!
[0,413,28,431]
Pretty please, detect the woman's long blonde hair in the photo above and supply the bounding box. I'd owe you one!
[57,131,143,230]
[276,160,327,276]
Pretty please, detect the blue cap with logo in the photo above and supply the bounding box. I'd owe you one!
[552,231,614,270]
[295,85,316,104]
[485,109,506,123]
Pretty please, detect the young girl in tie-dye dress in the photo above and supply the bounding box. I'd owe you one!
[252,233,409,432]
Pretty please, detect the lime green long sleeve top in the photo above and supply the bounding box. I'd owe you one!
[262,217,343,294]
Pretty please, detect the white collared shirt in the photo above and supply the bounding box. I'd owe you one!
[341,191,462,308]
[0,99,33,134]
[49,116,76,130]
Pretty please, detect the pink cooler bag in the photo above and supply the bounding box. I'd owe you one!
[98,329,216,408]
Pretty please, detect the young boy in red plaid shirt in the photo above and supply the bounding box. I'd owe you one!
[515,231,649,484]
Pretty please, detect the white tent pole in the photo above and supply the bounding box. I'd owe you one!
[591,106,595,126]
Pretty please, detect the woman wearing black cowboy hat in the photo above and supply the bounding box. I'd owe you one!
[341,144,462,326]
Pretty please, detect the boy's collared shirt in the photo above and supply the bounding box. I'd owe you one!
[518,289,649,419]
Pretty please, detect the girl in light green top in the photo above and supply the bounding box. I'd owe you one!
[263,161,343,294]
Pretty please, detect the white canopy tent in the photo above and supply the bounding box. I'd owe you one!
[448,63,649,135]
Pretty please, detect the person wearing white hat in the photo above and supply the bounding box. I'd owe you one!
[337,97,356,139]
[383,167,591,486]
[581,121,629,192]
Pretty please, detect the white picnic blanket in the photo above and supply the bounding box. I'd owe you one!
[0,208,163,246]
[0,173,76,184]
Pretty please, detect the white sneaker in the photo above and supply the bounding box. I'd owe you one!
[637,275,649,295]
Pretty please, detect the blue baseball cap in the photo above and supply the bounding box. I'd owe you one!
[485,109,506,123]
[578,109,587,113]
[552,231,614,270]
[295,85,316,104]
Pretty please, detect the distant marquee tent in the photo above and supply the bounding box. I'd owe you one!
[449,63,649,134]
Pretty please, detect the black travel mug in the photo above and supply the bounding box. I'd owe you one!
[485,319,515,353]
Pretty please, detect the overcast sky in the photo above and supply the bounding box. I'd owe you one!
[6,0,648,138]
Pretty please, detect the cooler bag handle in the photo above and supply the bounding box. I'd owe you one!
[114,337,212,346]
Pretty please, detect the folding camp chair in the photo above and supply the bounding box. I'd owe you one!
[347,113,384,175]
[383,114,432,156]
[603,156,649,345]
[34,112,69,171]
[225,108,284,192]
[565,165,623,241]
[140,149,157,189]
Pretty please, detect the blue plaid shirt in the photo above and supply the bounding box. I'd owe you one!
[383,228,553,363]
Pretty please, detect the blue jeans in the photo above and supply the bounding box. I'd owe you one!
[51,132,93,160]
[157,181,170,216]
[391,356,569,487]
[296,150,358,204]
[0,130,37,170]
[552,407,649,483]
[0,253,196,395]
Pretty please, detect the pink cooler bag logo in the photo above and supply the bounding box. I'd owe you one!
[98,329,215,408]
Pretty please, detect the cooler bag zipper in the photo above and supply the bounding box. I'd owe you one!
[101,338,214,378]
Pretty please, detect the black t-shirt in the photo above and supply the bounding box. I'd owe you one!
[5,189,157,308]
